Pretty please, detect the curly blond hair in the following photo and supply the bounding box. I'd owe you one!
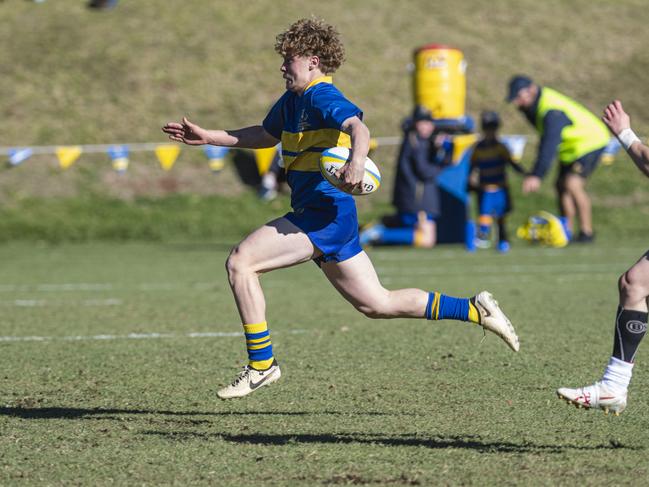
[274,18,345,74]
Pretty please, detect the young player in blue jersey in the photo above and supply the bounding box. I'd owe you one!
[162,18,519,399]
[469,111,526,253]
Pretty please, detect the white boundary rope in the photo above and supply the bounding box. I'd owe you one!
[0,137,406,157]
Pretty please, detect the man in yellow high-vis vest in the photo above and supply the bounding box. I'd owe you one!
[507,75,609,243]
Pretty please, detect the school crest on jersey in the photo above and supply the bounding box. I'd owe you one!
[297,109,310,131]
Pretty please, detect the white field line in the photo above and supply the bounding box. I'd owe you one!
[375,262,623,276]
[368,246,646,261]
[380,273,613,285]
[0,298,123,307]
[0,262,623,297]
[0,282,217,293]
[0,328,307,343]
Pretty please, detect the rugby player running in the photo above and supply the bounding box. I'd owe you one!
[163,18,519,399]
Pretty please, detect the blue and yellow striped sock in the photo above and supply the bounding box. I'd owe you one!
[425,292,480,324]
[243,321,274,370]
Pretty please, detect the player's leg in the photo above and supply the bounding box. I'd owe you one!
[477,214,493,248]
[359,212,418,247]
[413,211,436,248]
[603,252,649,391]
[557,251,649,414]
[495,189,510,253]
[496,216,510,253]
[476,191,493,248]
[556,174,576,237]
[564,173,594,241]
[320,251,519,351]
[226,216,318,324]
[218,217,320,399]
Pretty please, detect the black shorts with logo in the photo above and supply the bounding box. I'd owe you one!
[559,147,605,179]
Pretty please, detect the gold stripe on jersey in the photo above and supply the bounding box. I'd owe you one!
[472,144,508,160]
[282,129,352,171]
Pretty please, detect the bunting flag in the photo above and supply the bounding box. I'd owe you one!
[601,137,620,166]
[254,145,278,175]
[108,145,129,173]
[203,145,229,174]
[56,146,82,170]
[369,138,379,151]
[450,134,478,163]
[155,144,181,171]
[500,135,528,162]
[7,147,33,166]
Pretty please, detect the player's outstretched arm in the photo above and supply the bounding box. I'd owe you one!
[603,100,649,178]
[162,117,279,149]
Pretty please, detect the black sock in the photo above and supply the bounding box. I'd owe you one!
[612,306,648,362]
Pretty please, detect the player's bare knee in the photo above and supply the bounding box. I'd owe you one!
[620,268,649,303]
[356,300,390,319]
[358,306,385,319]
[225,247,251,283]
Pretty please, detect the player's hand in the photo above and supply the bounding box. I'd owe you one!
[162,117,210,145]
[602,100,631,136]
[522,175,541,194]
[335,159,364,193]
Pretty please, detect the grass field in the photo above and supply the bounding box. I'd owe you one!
[1,241,648,485]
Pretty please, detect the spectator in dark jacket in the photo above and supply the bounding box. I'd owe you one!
[360,106,451,247]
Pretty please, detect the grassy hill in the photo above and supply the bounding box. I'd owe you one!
[1,0,648,240]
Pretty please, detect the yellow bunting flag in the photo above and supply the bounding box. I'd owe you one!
[450,134,478,163]
[254,146,277,175]
[369,138,379,151]
[56,146,82,170]
[208,158,225,172]
[155,144,181,171]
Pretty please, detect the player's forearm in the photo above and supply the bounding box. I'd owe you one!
[627,142,649,178]
[532,135,560,178]
[343,117,370,165]
[509,159,527,175]
[350,124,370,166]
[206,125,278,149]
[615,125,649,178]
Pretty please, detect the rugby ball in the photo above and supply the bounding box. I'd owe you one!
[319,147,381,195]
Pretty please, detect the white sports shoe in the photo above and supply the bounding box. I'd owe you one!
[217,360,281,399]
[474,291,520,352]
[556,381,627,415]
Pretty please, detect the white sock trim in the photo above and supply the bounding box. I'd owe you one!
[602,356,633,392]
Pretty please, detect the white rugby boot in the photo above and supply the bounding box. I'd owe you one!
[556,381,627,415]
[217,360,281,399]
[473,291,520,352]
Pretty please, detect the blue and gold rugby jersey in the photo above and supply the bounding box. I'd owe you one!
[262,76,362,209]
[470,139,520,189]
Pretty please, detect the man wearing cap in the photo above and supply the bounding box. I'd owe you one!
[507,75,609,242]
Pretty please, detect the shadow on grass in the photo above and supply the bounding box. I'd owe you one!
[2,406,641,453]
[0,406,390,419]
[141,430,642,453]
